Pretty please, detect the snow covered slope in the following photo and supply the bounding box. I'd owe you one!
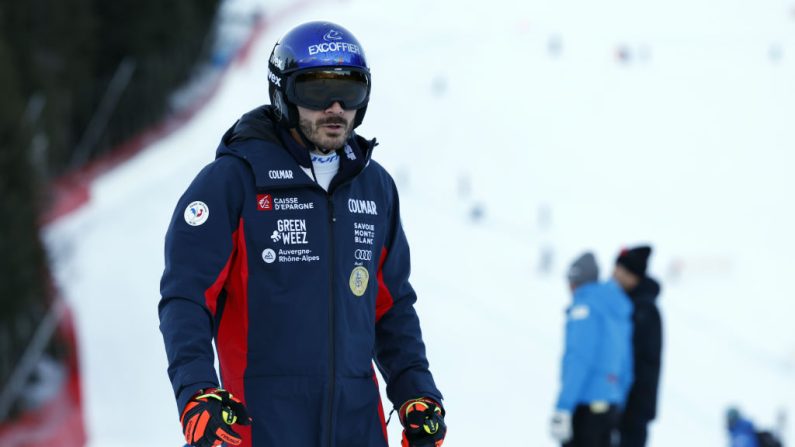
[45,0,795,445]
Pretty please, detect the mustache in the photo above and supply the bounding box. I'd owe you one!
[316,116,349,127]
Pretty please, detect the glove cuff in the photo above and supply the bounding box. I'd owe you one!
[181,387,251,426]
[195,387,228,399]
[398,397,445,426]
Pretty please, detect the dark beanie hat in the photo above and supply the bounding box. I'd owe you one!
[616,245,652,277]
[567,252,599,288]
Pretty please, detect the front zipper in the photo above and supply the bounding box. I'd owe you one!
[322,165,363,447]
[326,193,336,447]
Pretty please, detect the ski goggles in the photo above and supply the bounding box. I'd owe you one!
[287,68,370,110]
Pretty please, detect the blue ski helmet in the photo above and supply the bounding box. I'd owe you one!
[267,21,371,129]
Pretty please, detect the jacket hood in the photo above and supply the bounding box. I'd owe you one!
[631,276,661,303]
[215,105,377,191]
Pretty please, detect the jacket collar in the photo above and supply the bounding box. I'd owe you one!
[217,105,376,191]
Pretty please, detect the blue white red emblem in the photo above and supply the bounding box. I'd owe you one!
[184,201,209,226]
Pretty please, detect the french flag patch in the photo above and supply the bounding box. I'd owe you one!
[257,194,273,211]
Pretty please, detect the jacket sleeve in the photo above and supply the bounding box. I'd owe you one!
[373,181,443,410]
[620,318,635,406]
[628,303,663,419]
[556,302,600,412]
[158,157,245,416]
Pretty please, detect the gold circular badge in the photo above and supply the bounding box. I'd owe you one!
[349,266,370,297]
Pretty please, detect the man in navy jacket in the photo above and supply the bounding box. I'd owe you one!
[159,21,444,447]
[550,252,634,447]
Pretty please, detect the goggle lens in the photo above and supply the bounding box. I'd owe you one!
[291,69,369,110]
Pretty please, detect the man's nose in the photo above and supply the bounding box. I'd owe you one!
[325,101,344,113]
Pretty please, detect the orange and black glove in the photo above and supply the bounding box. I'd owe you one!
[399,397,446,447]
[181,388,252,447]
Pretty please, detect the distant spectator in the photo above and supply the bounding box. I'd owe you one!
[727,407,760,447]
[550,252,634,447]
[727,407,784,447]
[614,246,663,447]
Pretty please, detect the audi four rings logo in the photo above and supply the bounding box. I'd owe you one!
[354,249,372,261]
[323,30,343,41]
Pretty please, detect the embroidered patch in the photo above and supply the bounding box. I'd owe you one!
[349,266,369,297]
[261,248,276,264]
[569,305,590,320]
[257,194,273,211]
[184,201,209,226]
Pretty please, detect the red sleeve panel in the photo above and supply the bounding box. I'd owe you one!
[375,246,394,323]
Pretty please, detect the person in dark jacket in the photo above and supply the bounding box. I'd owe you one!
[613,246,663,447]
[159,21,445,447]
[550,252,634,447]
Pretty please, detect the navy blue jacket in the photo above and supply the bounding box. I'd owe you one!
[556,280,634,412]
[159,106,442,447]
[623,276,662,422]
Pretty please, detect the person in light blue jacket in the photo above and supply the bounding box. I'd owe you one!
[550,252,634,447]
[726,407,760,447]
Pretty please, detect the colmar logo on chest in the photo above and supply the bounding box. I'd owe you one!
[268,170,294,180]
[348,198,377,215]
